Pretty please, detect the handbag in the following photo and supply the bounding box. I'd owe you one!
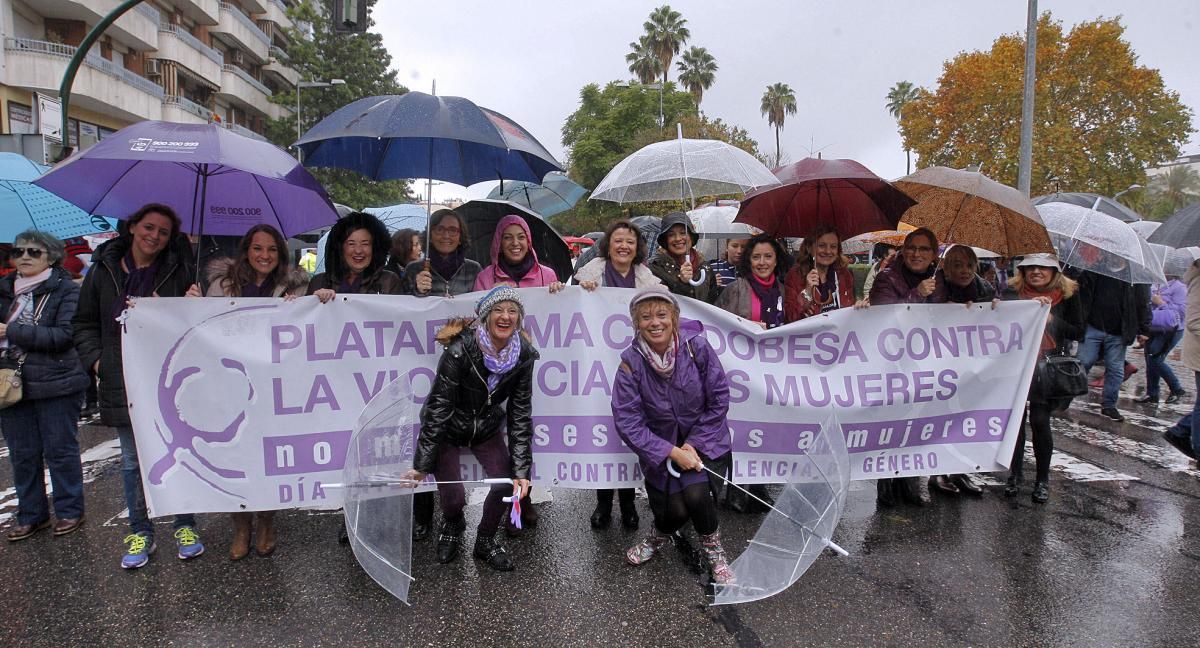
[1035,345,1088,401]
[0,294,49,410]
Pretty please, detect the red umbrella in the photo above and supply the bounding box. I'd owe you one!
[733,158,915,238]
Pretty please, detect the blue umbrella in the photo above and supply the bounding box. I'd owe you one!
[295,92,563,186]
[0,152,117,241]
[315,204,429,273]
[486,172,587,217]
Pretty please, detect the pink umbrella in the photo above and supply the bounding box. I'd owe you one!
[733,158,915,238]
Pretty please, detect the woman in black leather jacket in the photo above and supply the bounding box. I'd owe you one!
[403,287,538,571]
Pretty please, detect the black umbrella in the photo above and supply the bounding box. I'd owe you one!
[1032,192,1142,223]
[455,199,573,282]
[1148,203,1200,248]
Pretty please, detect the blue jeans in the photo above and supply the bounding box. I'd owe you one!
[1144,329,1185,398]
[1076,326,1127,408]
[1167,371,1200,452]
[116,426,195,537]
[0,394,84,525]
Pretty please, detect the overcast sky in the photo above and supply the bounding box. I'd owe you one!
[372,0,1200,203]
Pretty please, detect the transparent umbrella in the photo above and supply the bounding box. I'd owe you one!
[1129,220,1162,239]
[1164,246,1200,278]
[591,125,779,208]
[1036,202,1166,284]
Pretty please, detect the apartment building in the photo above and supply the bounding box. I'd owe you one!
[0,0,302,159]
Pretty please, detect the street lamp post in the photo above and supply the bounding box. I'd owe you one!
[295,79,345,160]
[614,81,664,133]
[1112,183,1143,201]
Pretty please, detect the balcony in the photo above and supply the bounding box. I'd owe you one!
[172,0,221,25]
[3,37,163,122]
[269,100,295,122]
[225,122,269,142]
[36,0,160,50]
[156,24,224,87]
[263,47,298,88]
[240,0,269,13]
[257,0,293,32]
[213,2,271,62]
[219,64,273,116]
[162,95,213,124]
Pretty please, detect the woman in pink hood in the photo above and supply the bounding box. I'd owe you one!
[474,215,564,292]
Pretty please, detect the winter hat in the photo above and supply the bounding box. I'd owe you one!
[656,211,698,249]
[476,286,524,320]
[628,286,679,319]
[1017,253,1062,271]
[61,254,85,278]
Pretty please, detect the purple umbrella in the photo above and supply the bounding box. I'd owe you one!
[34,121,337,238]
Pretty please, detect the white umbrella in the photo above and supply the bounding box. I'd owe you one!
[688,203,758,261]
[1129,220,1162,239]
[591,125,779,207]
[1036,202,1166,284]
[1164,246,1200,278]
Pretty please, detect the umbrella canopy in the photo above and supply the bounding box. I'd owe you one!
[590,132,778,205]
[571,215,664,273]
[1033,192,1142,223]
[296,92,563,186]
[895,166,1052,256]
[1148,203,1200,248]
[841,223,917,255]
[1036,202,1165,284]
[1164,246,1200,278]
[34,121,337,238]
[712,410,850,605]
[1129,219,1162,239]
[455,199,573,281]
[0,152,118,241]
[734,158,915,239]
[487,172,587,217]
[689,203,757,261]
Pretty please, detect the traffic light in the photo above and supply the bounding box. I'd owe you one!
[333,0,368,33]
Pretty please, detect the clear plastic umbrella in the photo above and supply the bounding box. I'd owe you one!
[1036,202,1166,285]
[1164,246,1200,278]
[591,125,779,207]
[1129,220,1162,239]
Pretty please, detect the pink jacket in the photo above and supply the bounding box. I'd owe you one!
[474,214,560,290]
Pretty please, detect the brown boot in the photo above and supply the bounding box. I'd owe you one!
[229,512,253,561]
[254,511,277,557]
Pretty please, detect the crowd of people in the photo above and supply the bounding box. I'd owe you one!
[2,203,1196,588]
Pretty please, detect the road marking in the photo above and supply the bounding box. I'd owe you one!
[975,445,1138,485]
[1057,420,1199,478]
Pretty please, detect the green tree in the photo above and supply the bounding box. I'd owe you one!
[266,0,412,209]
[760,83,797,167]
[626,35,661,85]
[1153,165,1200,213]
[677,46,718,107]
[899,14,1194,195]
[643,5,690,85]
[885,80,921,174]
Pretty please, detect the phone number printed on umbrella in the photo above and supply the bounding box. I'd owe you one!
[210,206,263,217]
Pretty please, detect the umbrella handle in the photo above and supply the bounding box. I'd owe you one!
[666,459,704,478]
[688,268,708,287]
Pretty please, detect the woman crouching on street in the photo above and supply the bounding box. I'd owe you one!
[613,287,735,585]
[402,287,537,571]
[187,224,309,559]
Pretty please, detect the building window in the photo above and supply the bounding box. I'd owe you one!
[8,102,34,135]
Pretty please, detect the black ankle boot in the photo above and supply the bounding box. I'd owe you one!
[590,504,611,529]
[618,490,639,529]
[1004,475,1020,498]
[726,487,750,513]
[876,479,897,508]
[436,519,465,564]
[1031,481,1049,504]
[473,534,514,571]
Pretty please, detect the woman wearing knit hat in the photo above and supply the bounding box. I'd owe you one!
[401,287,539,571]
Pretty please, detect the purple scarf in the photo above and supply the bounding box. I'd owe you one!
[476,325,522,392]
[241,276,276,298]
[749,274,784,329]
[113,248,161,321]
[429,249,465,282]
[336,273,363,294]
[498,253,535,283]
[603,261,637,288]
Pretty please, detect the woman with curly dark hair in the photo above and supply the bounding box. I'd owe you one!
[384,228,423,279]
[307,212,403,301]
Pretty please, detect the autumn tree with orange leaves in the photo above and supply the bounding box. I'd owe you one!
[899,14,1193,196]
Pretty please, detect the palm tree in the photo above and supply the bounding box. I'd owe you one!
[1152,165,1200,212]
[644,5,689,85]
[760,83,797,167]
[885,81,921,174]
[625,35,661,85]
[676,46,717,107]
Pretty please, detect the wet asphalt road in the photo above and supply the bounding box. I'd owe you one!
[2,360,1200,647]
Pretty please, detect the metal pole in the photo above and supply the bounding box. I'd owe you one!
[1017,0,1037,196]
[659,84,664,134]
[295,85,302,161]
[56,0,148,161]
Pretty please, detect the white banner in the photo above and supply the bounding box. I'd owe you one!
[122,290,1045,515]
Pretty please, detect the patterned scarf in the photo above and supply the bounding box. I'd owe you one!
[4,269,50,357]
[476,324,522,392]
[637,334,677,379]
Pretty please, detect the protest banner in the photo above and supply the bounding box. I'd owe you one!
[121,289,1044,514]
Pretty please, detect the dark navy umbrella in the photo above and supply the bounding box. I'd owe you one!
[295,92,563,185]
[1148,203,1200,248]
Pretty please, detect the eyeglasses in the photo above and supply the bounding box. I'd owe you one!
[903,245,934,253]
[11,247,45,259]
[432,225,461,236]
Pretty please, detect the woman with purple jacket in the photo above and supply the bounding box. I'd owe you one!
[1136,276,1189,404]
[612,287,734,585]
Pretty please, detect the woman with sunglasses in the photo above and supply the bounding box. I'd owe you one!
[0,231,90,542]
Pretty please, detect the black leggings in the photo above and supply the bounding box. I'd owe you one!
[646,482,719,536]
[595,488,635,510]
[1013,403,1053,482]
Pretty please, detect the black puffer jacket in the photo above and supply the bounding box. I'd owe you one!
[413,322,539,479]
[73,236,194,427]
[0,267,89,400]
[305,268,403,295]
